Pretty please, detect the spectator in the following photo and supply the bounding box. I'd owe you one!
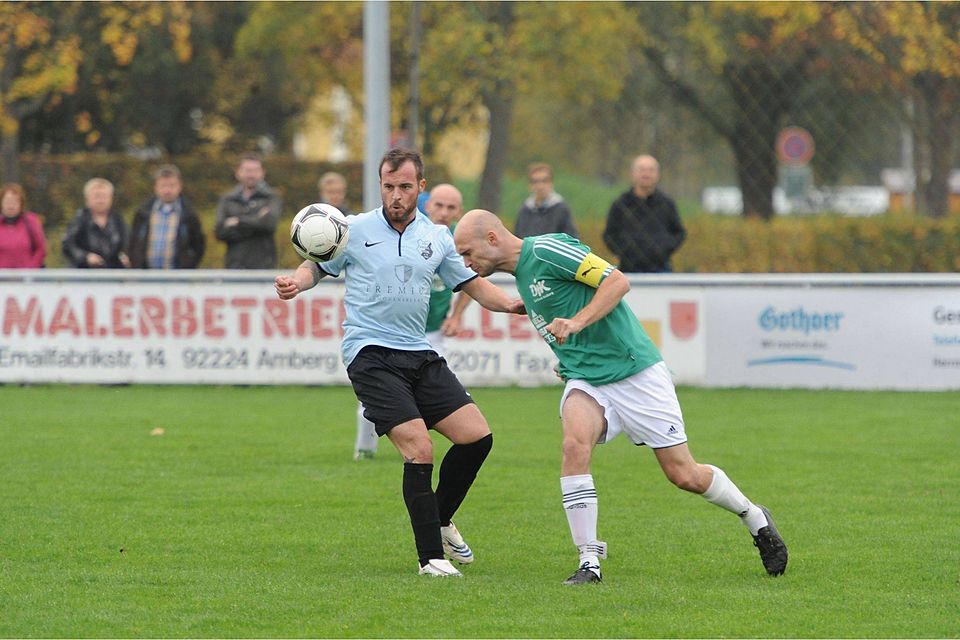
[514,162,578,239]
[0,183,46,268]
[603,154,686,273]
[128,164,205,269]
[62,178,130,269]
[215,153,282,269]
[318,171,352,215]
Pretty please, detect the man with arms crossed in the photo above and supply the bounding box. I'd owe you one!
[353,183,471,461]
[275,150,522,577]
[453,209,787,584]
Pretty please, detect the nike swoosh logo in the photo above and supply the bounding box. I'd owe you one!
[364,241,384,247]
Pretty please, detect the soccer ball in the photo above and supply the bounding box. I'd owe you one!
[290,203,350,262]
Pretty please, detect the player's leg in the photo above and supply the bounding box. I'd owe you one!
[347,346,460,576]
[420,354,492,565]
[654,444,787,575]
[558,389,608,584]
[353,403,378,460]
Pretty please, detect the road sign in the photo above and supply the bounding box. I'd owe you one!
[776,127,815,165]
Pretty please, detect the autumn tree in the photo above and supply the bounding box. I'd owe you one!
[630,2,841,219]
[832,2,960,218]
[0,2,82,182]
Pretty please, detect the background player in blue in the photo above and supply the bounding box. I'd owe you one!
[353,183,471,460]
[275,150,524,578]
[453,209,787,584]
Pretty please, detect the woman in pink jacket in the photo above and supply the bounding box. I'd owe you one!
[0,183,46,268]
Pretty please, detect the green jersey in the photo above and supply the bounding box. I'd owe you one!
[425,275,453,332]
[425,223,454,332]
[514,234,662,385]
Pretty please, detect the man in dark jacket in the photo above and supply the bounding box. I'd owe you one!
[603,155,686,273]
[514,162,579,239]
[128,164,205,269]
[215,153,283,269]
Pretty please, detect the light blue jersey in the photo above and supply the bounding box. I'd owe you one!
[319,207,477,366]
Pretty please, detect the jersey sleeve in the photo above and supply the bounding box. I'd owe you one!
[531,235,614,289]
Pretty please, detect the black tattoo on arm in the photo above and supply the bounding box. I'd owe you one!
[308,261,321,287]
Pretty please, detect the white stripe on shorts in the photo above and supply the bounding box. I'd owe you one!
[560,361,687,448]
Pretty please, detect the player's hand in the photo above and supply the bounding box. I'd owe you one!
[507,298,526,315]
[274,275,301,300]
[441,315,463,337]
[546,317,582,345]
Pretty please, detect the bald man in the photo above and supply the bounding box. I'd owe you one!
[603,155,686,273]
[454,210,787,584]
[353,183,472,460]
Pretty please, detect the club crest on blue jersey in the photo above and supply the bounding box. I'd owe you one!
[418,240,434,260]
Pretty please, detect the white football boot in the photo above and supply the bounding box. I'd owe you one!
[440,522,474,564]
[418,558,463,577]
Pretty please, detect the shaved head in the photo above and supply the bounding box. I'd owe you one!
[425,183,463,226]
[454,209,522,276]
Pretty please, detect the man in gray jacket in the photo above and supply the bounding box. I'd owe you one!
[215,153,283,269]
[514,162,579,239]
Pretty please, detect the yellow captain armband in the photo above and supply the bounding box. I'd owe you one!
[575,253,612,288]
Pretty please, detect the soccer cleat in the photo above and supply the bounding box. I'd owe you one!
[440,522,474,564]
[562,561,602,585]
[418,558,463,577]
[352,449,375,461]
[752,505,788,576]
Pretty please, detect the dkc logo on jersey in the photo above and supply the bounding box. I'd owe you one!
[528,280,553,300]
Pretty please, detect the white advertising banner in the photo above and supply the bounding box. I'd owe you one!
[0,271,705,387]
[705,283,960,390]
[4,271,957,389]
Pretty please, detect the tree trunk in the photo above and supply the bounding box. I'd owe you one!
[726,63,785,220]
[477,83,514,214]
[1,129,20,184]
[918,75,952,219]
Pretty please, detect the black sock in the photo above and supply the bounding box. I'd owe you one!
[436,433,493,526]
[402,462,442,566]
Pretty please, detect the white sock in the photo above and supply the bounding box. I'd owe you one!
[561,474,601,571]
[702,464,766,535]
[355,404,378,453]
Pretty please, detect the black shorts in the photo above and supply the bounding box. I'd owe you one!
[346,345,475,436]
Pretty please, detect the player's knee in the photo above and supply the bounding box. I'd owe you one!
[665,466,701,492]
[561,435,591,464]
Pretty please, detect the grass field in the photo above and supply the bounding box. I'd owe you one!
[2,384,958,638]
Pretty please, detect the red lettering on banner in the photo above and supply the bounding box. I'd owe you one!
[49,296,81,336]
[3,296,43,336]
[140,297,166,336]
[480,309,503,339]
[311,298,335,338]
[203,297,226,337]
[263,300,290,337]
[509,313,534,340]
[172,297,197,337]
[85,297,97,336]
[295,298,307,337]
[112,297,135,337]
[231,297,257,337]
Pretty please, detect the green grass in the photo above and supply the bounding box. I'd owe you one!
[1,385,958,638]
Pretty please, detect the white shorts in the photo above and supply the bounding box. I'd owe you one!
[426,330,446,358]
[560,361,687,449]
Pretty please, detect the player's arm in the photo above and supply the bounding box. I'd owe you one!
[547,258,628,345]
[275,260,327,300]
[458,277,525,315]
[441,292,472,336]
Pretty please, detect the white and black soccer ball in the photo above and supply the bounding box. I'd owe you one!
[290,203,350,262]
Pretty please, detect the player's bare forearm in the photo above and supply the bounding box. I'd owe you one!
[548,270,629,344]
[275,261,324,300]
[441,292,473,336]
[460,277,525,314]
